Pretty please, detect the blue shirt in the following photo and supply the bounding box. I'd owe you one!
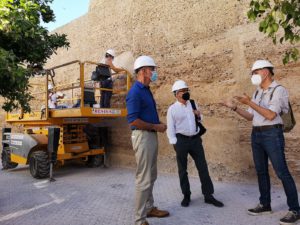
[126,81,160,128]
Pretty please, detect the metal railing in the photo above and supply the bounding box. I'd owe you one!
[8,60,132,121]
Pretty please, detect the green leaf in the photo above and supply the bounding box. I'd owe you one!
[272,23,279,32]
[254,2,260,11]
[259,20,268,28]
[259,4,266,11]
[266,26,273,34]
[247,9,257,21]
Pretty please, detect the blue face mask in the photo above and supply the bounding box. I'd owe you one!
[150,71,158,82]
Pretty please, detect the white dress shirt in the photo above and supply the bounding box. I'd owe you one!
[167,100,202,144]
[247,81,289,126]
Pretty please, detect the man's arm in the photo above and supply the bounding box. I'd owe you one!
[130,119,167,132]
[127,93,166,133]
[130,119,155,130]
[221,99,253,121]
[166,107,177,144]
[107,61,126,73]
[234,107,254,121]
[247,101,276,120]
[235,94,276,121]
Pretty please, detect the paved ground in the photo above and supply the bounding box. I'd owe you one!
[0,163,297,225]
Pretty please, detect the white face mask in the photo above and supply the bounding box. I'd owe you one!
[251,74,262,86]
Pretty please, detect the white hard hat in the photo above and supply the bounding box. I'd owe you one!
[251,59,274,72]
[48,84,53,90]
[106,49,115,57]
[134,55,156,71]
[172,80,188,92]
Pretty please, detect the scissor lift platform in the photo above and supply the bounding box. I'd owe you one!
[1,60,132,178]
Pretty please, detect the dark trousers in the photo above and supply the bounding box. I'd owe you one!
[100,79,113,108]
[251,127,300,211]
[173,133,214,197]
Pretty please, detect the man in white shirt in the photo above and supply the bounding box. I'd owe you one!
[167,80,224,208]
[222,59,300,225]
[48,84,64,109]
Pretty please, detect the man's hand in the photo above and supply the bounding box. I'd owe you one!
[221,99,236,110]
[154,123,167,133]
[234,93,251,105]
[193,110,201,117]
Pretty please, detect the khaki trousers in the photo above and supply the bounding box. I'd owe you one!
[131,130,158,225]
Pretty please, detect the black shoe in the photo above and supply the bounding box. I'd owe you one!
[181,195,191,207]
[247,204,272,216]
[204,195,224,207]
[280,211,300,225]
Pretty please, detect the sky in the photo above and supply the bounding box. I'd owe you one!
[42,0,90,31]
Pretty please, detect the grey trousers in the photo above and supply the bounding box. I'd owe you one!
[131,130,158,225]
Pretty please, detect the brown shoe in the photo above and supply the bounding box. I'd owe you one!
[141,221,149,225]
[147,207,170,218]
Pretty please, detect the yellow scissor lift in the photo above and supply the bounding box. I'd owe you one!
[1,60,131,179]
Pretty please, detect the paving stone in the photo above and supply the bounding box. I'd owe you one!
[0,164,297,225]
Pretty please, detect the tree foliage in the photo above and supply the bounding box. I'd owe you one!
[245,0,300,64]
[0,0,69,112]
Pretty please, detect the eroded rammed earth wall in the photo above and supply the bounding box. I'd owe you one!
[2,0,300,183]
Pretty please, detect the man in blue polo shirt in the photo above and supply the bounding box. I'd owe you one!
[126,55,169,225]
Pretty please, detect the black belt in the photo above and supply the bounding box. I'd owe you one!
[176,133,199,139]
[252,124,282,132]
[131,128,156,133]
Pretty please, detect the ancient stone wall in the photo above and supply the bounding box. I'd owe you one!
[2,0,300,183]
